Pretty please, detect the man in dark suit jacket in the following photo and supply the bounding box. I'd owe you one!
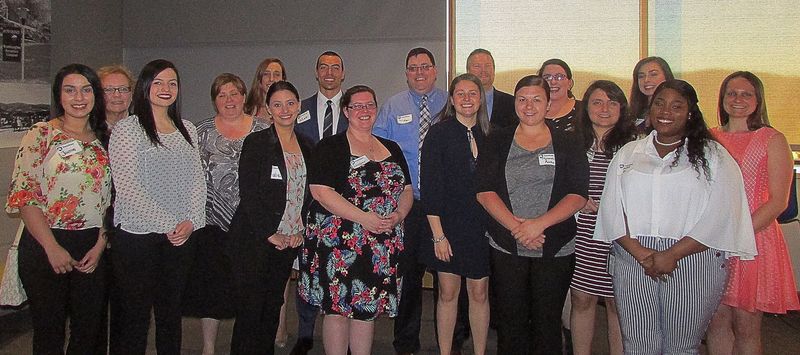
[295,51,349,145]
[291,51,348,355]
[467,48,517,129]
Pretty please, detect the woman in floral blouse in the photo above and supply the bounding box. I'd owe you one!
[6,63,112,354]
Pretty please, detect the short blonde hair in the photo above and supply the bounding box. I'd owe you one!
[97,64,135,88]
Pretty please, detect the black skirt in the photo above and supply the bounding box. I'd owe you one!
[182,225,235,319]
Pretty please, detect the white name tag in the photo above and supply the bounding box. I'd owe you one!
[297,111,311,124]
[270,165,283,180]
[351,155,370,169]
[56,140,82,158]
[396,114,413,124]
[538,153,555,166]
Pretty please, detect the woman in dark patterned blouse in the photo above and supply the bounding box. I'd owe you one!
[297,85,413,355]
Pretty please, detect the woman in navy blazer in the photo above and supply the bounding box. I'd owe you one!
[228,81,314,355]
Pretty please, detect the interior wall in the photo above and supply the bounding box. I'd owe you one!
[1,0,446,263]
[121,1,448,122]
[1,0,125,264]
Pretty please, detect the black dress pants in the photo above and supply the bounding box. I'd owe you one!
[393,203,429,353]
[110,229,195,355]
[230,242,297,355]
[18,227,106,355]
[491,248,574,355]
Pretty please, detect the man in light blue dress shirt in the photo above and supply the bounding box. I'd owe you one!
[373,47,452,355]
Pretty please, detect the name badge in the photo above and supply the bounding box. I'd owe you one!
[56,140,82,158]
[396,114,413,124]
[538,153,555,166]
[270,165,283,180]
[351,155,370,169]
[297,111,311,124]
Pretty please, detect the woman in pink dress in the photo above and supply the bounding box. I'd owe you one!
[707,71,800,354]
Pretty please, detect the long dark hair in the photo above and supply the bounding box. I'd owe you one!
[717,71,769,130]
[132,59,192,146]
[649,79,713,178]
[577,80,635,158]
[52,63,109,147]
[436,73,490,134]
[630,57,674,119]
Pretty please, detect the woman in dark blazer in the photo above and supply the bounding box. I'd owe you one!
[476,75,589,355]
[228,81,313,355]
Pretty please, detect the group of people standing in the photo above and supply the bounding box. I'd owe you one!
[5,45,799,355]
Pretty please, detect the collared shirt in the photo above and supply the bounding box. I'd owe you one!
[374,88,448,198]
[485,87,495,119]
[316,90,343,139]
[593,131,757,259]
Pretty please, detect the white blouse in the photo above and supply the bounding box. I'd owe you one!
[593,132,757,260]
[110,116,206,234]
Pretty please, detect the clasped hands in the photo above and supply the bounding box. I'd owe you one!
[267,232,304,250]
[635,248,680,281]
[361,211,403,234]
[511,216,546,250]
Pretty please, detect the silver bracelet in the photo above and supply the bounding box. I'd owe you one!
[432,234,446,244]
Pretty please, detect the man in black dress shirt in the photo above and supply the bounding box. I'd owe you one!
[467,48,517,129]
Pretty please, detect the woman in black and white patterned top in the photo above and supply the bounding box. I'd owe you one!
[108,59,205,354]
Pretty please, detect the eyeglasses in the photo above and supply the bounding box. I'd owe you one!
[347,102,377,111]
[406,64,434,73]
[103,86,131,94]
[542,74,568,82]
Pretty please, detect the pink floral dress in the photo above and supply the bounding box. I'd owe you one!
[6,122,112,229]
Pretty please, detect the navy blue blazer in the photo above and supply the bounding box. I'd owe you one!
[490,88,517,129]
[295,93,348,145]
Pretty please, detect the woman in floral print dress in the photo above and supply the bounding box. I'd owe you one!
[297,85,413,355]
[6,64,111,354]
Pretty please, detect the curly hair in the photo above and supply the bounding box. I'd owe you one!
[649,79,714,179]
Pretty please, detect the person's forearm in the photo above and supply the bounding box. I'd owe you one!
[20,206,58,250]
[477,192,518,230]
[663,236,708,261]
[534,194,586,228]
[427,215,444,237]
[395,186,413,220]
[311,185,368,223]
[616,235,651,262]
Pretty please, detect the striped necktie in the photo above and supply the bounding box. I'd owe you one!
[322,99,333,138]
[418,94,431,150]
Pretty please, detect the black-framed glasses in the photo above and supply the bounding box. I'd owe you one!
[406,64,434,73]
[347,102,377,111]
[103,86,131,94]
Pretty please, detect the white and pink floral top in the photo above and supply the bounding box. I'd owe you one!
[6,121,112,230]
